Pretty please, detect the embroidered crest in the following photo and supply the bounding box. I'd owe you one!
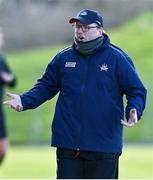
[100,64,108,71]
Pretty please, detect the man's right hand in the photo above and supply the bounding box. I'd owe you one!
[3,92,23,112]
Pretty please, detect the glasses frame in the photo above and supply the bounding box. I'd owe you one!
[72,24,99,32]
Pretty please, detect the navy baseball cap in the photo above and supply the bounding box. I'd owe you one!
[69,9,103,27]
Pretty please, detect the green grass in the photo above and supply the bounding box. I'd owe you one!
[0,145,152,179]
[0,146,56,179]
[3,11,153,144]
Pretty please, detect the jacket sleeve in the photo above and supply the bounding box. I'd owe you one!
[0,55,16,87]
[116,53,147,120]
[20,54,61,110]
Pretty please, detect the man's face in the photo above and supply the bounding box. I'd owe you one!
[73,22,103,42]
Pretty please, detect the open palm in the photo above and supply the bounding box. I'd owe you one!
[3,92,23,112]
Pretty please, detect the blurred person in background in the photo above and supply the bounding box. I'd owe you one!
[0,28,16,165]
[3,9,147,179]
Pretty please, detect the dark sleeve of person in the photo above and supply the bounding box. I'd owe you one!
[20,54,61,110]
[0,55,16,87]
[0,113,7,138]
[117,53,147,120]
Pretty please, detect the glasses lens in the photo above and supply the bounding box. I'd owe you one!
[72,24,98,32]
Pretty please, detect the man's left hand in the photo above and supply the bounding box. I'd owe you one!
[121,108,138,128]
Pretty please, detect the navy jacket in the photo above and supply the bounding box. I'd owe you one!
[0,54,16,138]
[20,35,147,153]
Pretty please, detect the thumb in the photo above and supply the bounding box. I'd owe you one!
[129,108,138,123]
[130,108,136,117]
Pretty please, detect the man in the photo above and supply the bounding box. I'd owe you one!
[0,28,16,165]
[3,9,147,179]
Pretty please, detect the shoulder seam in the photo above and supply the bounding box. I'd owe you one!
[108,44,127,58]
[58,46,72,55]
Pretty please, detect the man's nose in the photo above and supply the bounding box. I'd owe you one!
[76,27,83,33]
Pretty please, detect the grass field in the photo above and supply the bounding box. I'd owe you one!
[0,144,152,179]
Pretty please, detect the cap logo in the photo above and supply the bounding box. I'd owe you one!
[96,20,101,25]
[80,11,87,16]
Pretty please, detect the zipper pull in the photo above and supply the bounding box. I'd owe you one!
[75,148,80,157]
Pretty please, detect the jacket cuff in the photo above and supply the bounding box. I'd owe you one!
[20,95,28,111]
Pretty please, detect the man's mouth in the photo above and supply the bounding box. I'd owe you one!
[77,36,84,41]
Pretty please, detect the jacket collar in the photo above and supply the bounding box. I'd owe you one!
[72,33,110,56]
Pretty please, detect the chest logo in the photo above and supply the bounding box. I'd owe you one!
[100,64,108,71]
[65,62,76,68]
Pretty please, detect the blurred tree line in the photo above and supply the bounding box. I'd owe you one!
[0,0,152,51]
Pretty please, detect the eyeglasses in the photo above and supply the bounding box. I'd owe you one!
[72,24,99,32]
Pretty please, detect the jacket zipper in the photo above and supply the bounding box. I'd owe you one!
[76,56,90,151]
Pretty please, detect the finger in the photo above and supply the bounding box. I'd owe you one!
[128,118,138,124]
[121,119,125,124]
[6,92,15,98]
[121,119,129,126]
[3,100,12,106]
[127,122,135,127]
[122,122,135,128]
[129,114,138,123]
[121,120,129,127]
[121,119,135,128]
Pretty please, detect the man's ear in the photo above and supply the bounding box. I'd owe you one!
[102,29,106,34]
[98,27,103,35]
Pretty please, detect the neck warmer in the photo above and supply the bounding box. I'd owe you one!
[74,36,104,55]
